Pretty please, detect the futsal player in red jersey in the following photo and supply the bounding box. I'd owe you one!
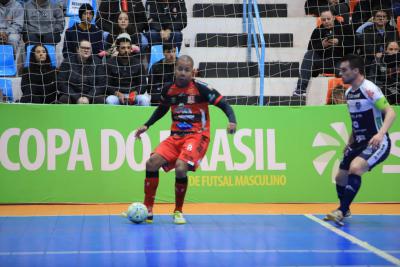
[134,55,237,224]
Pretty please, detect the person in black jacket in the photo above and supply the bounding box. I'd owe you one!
[95,0,148,40]
[105,35,149,105]
[145,0,187,50]
[104,12,142,56]
[148,43,176,105]
[58,40,106,104]
[359,8,398,78]
[374,41,400,104]
[63,4,104,58]
[293,9,354,96]
[352,0,393,30]
[20,44,57,103]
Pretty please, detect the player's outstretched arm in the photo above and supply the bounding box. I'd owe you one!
[369,105,396,148]
[215,100,237,134]
[135,105,170,139]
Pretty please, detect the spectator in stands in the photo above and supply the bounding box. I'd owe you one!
[58,40,106,104]
[104,12,142,56]
[148,43,176,105]
[327,0,350,24]
[359,8,398,78]
[20,44,57,103]
[352,0,392,30]
[0,0,23,52]
[293,9,354,96]
[95,0,148,44]
[376,41,400,104]
[23,0,64,45]
[105,34,149,105]
[63,4,104,58]
[145,0,187,50]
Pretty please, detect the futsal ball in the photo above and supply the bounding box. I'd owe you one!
[127,202,148,224]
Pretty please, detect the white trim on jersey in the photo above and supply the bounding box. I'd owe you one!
[367,135,389,167]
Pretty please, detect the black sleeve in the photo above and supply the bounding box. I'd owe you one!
[196,80,236,123]
[215,100,237,124]
[309,28,323,51]
[144,105,170,128]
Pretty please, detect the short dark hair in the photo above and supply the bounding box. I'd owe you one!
[116,37,131,48]
[340,54,365,75]
[78,3,94,20]
[162,43,174,52]
[319,8,333,16]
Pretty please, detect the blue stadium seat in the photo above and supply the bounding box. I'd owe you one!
[66,0,97,17]
[148,45,179,72]
[0,78,13,102]
[0,45,16,76]
[25,45,57,68]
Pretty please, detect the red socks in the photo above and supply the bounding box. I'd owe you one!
[175,177,188,212]
[144,171,159,214]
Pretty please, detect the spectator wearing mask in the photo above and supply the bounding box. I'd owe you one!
[359,8,398,78]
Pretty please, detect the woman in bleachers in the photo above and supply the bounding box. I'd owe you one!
[103,12,143,56]
[20,44,57,104]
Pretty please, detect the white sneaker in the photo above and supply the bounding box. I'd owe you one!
[173,211,186,224]
[324,209,344,226]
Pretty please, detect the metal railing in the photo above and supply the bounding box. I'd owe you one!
[243,0,265,106]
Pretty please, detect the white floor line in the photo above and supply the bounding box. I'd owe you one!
[0,249,395,256]
[304,214,400,266]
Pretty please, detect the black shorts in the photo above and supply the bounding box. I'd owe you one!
[339,136,391,171]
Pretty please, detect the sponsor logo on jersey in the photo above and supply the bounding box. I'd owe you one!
[188,95,196,104]
[355,102,361,110]
[366,89,375,99]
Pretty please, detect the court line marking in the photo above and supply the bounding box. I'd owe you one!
[0,249,396,256]
[304,214,400,266]
[0,214,399,218]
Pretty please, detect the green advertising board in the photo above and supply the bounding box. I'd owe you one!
[0,104,399,203]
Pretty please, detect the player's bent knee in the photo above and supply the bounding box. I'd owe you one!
[146,157,161,171]
[348,165,366,176]
[175,161,188,176]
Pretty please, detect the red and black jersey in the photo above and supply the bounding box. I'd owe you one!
[159,80,224,137]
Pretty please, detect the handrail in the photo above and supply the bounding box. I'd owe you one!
[244,0,265,106]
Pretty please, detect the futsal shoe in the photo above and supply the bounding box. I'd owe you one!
[324,209,344,226]
[323,209,351,221]
[173,211,186,224]
[146,213,153,224]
